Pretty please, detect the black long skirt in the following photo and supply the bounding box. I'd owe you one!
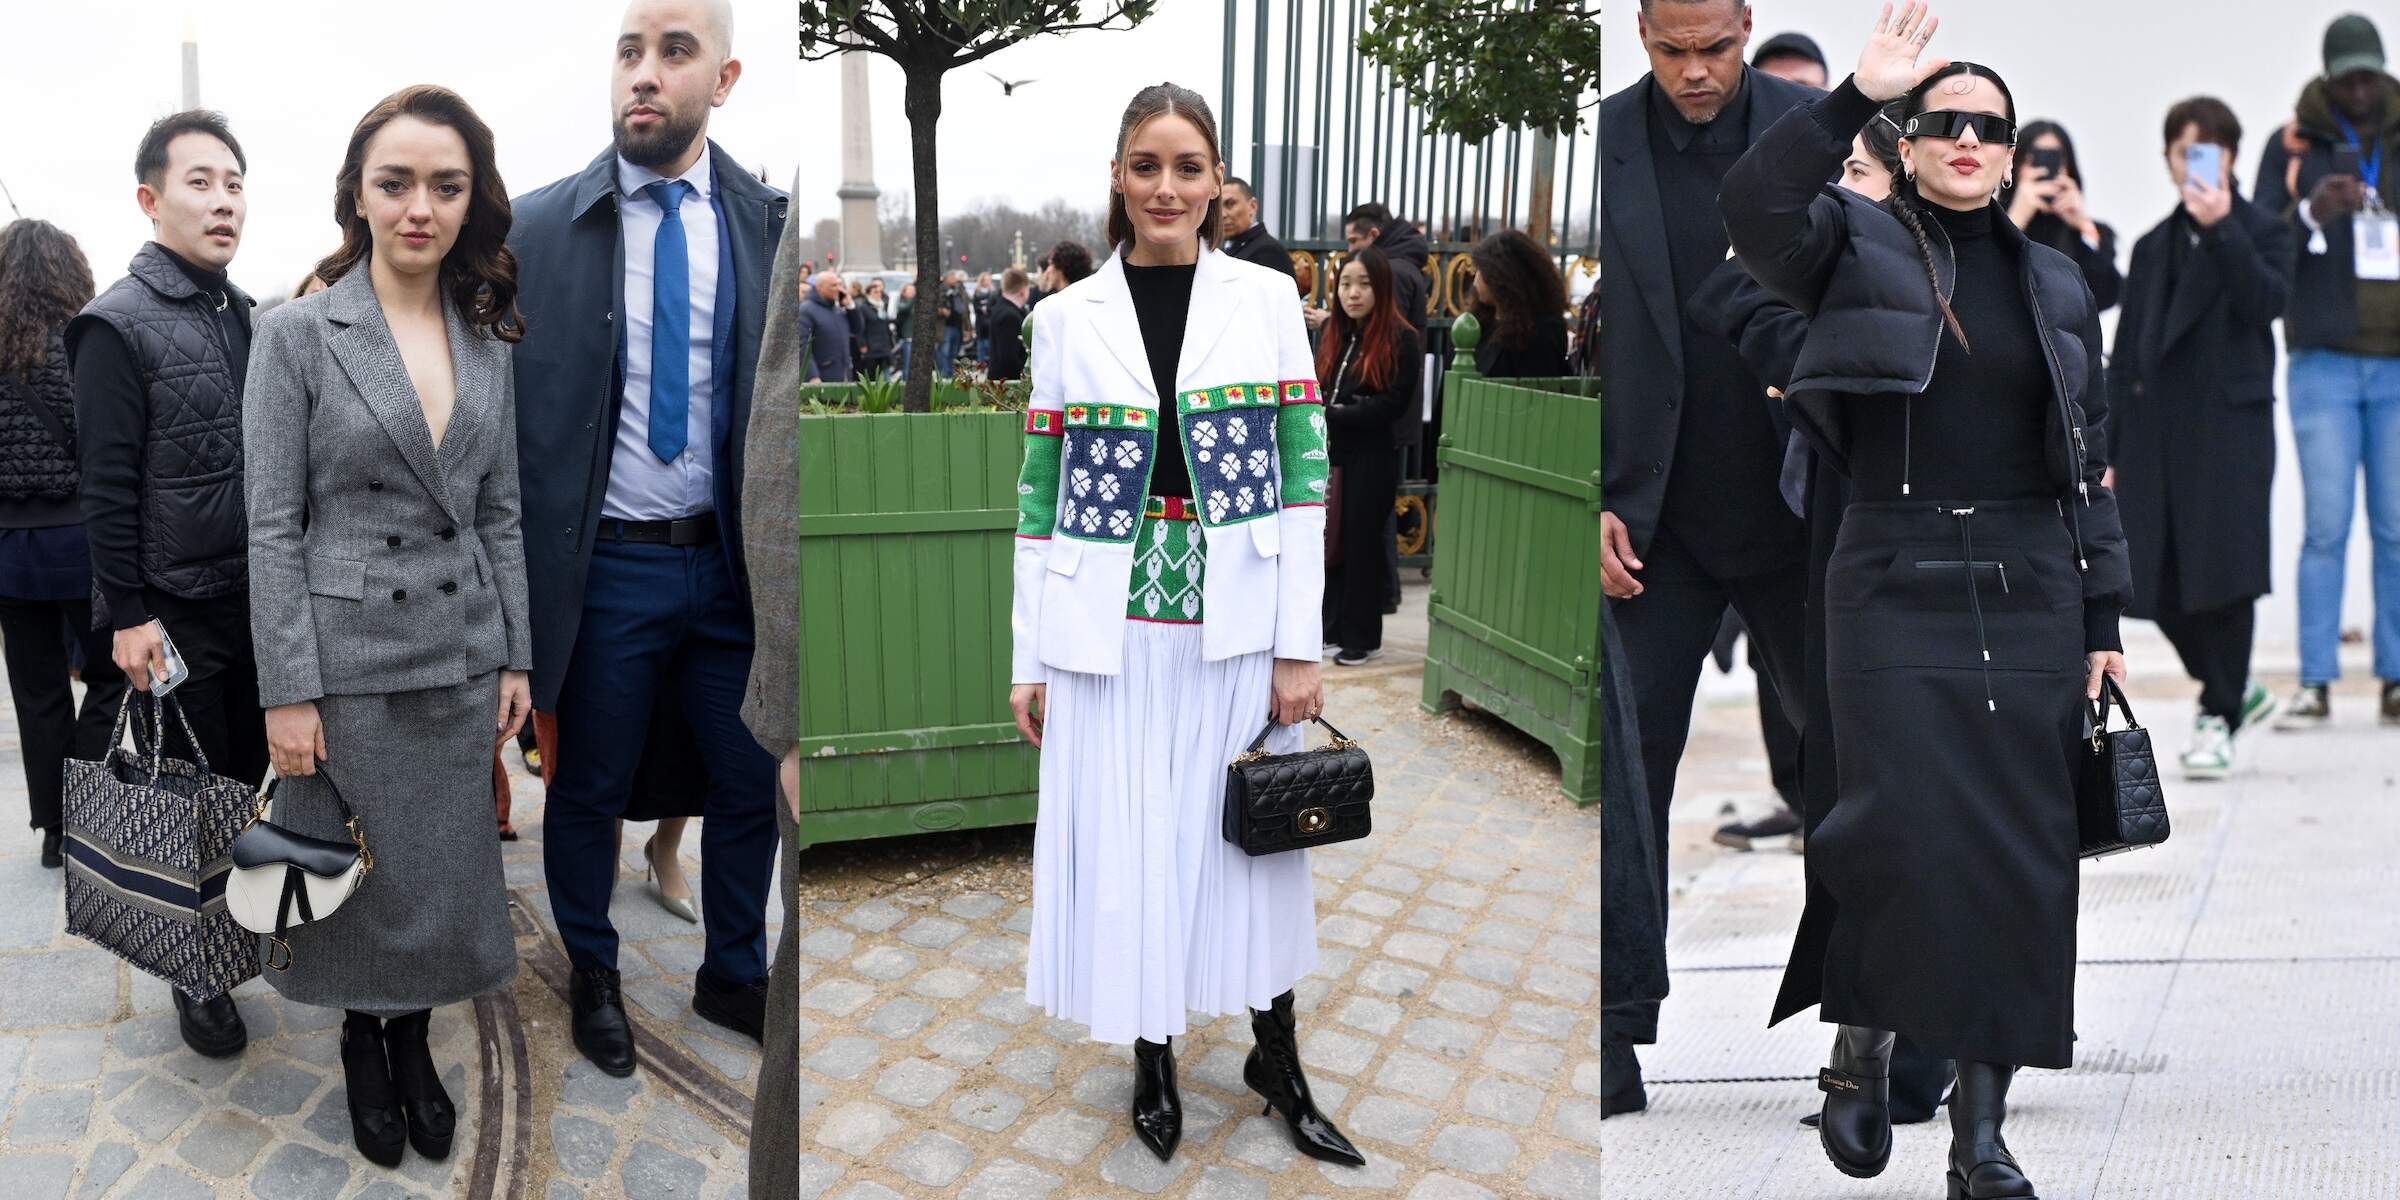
[1790,498,2086,1069]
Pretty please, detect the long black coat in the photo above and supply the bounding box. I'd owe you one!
[1598,67,1815,557]
[2109,196,2294,618]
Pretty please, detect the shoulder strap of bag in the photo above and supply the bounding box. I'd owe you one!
[261,769,360,826]
[7,378,75,460]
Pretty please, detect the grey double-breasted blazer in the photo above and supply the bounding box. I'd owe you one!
[245,268,534,709]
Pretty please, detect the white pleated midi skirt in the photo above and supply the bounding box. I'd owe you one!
[1025,619,1318,1045]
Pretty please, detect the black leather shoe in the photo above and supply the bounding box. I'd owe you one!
[692,971,768,1044]
[1245,990,1367,1168]
[39,826,62,869]
[173,989,248,1058]
[1817,1025,1894,1178]
[571,967,637,1077]
[339,1011,407,1167]
[1131,1038,1183,1161]
[1947,1060,2037,1198]
[381,1009,454,1159]
[1600,1040,1648,1117]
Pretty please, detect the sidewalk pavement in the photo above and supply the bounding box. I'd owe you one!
[0,577,1605,1198]
[1601,623,2400,1198]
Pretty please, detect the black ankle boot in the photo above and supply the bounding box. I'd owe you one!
[339,1012,407,1167]
[1244,990,1366,1168]
[1948,1061,2036,1199]
[1600,1039,1648,1118]
[382,1009,454,1159]
[1817,1025,1894,1178]
[1130,1038,1183,1161]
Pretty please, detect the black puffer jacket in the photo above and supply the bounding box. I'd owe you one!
[0,334,81,504]
[1720,78,2132,620]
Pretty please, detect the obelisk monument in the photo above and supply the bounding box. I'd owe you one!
[837,46,884,271]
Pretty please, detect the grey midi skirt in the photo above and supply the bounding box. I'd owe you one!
[260,672,517,1016]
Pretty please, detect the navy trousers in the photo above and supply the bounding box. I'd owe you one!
[544,537,778,986]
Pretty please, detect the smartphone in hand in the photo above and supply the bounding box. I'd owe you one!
[2333,144,2364,181]
[2184,143,2223,191]
[2030,147,2065,178]
[150,619,190,697]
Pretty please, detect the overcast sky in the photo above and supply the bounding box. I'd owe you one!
[8,0,1224,299]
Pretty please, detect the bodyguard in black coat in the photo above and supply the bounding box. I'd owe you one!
[2112,115,2293,741]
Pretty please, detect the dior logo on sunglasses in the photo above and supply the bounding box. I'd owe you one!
[1903,110,2018,144]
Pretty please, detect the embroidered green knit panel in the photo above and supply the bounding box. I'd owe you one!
[1127,516,1206,623]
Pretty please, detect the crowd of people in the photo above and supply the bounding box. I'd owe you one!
[1599,3,2399,1199]
[0,1,803,1192]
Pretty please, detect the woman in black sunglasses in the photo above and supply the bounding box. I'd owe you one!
[1720,5,2133,1199]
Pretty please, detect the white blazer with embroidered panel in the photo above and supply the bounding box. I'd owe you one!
[1010,247,1328,682]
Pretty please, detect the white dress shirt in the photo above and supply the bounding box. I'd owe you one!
[607,153,719,521]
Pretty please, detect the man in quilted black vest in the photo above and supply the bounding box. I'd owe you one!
[67,110,264,1061]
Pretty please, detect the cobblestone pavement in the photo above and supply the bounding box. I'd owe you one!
[1603,625,2400,1198]
[0,580,1603,1198]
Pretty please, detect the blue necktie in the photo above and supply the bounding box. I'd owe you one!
[644,179,691,463]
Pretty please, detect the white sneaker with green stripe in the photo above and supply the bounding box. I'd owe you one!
[2181,714,2233,780]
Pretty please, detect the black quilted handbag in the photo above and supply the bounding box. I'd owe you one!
[1223,716,1374,856]
[2077,677,2168,859]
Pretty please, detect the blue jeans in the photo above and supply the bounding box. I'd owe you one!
[2288,349,2400,685]
[936,328,961,378]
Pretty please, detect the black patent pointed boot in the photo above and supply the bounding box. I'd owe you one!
[1817,1025,1894,1178]
[383,1009,455,1159]
[1245,990,1367,1168]
[1948,1061,2036,1198]
[339,1011,408,1167]
[1130,1038,1183,1161]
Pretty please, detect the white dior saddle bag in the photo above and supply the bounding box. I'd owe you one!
[226,770,373,970]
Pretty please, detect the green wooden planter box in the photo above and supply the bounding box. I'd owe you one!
[787,400,1039,850]
[1418,316,1603,806]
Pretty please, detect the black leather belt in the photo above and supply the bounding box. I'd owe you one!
[595,514,718,545]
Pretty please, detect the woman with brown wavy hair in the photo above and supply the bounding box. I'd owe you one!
[0,219,127,870]
[243,84,532,1170]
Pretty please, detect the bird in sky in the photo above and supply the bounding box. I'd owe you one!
[985,71,1038,97]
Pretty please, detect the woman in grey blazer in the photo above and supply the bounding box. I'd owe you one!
[245,86,532,1170]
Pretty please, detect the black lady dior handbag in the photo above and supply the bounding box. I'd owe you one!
[1223,716,1374,856]
[2077,677,2169,859]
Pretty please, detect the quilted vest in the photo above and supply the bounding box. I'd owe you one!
[74,243,251,599]
[0,335,82,503]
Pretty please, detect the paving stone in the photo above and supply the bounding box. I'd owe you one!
[1403,1175,1499,1200]
[301,1089,351,1147]
[1541,932,1599,972]
[862,995,936,1039]
[874,1056,962,1108]
[1525,1149,1602,1199]
[888,1128,975,1187]
[111,1074,200,1140]
[173,1109,271,1176]
[250,1142,352,1200]
[644,936,707,975]
[1490,892,1554,923]
[803,1035,881,1081]
[1405,906,1470,934]
[1187,1163,1270,1200]
[830,1184,906,1200]
[1427,979,1502,1019]
[1069,1063,1133,1111]
[1318,914,1378,947]
[1571,1060,1604,1097]
[228,1058,321,1117]
[355,1183,434,1200]
[996,1044,1059,1089]
[799,977,877,1017]
[951,1088,1028,1133]
[546,1182,584,1200]
[1189,1044,1248,1094]
[1336,995,1404,1037]
[842,898,907,932]
[977,991,1038,1026]
[1480,1036,1564,1082]
[941,892,1007,920]
[1359,865,1420,893]
[1300,1027,1377,1077]
[551,1112,616,1179]
[1355,960,1431,998]
[1402,1015,1482,1060]
[1429,1124,1520,1175]
[1374,1050,1461,1101]
[898,915,970,948]
[1340,891,1404,919]
[25,1030,101,1084]
[621,1141,709,1198]
[958,1158,1062,1200]
[815,1099,906,1157]
[75,1142,137,1199]
[1383,931,1450,966]
[6,1086,90,1145]
[1313,945,1357,979]
[1097,1134,1190,1193]
[1000,906,1035,934]
[645,1101,731,1150]
[0,1153,71,1196]
[1012,1106,1111,1165]
[0,951,114,1030]
[1504,999,1578,1041]
[106,1012,185,1060]
[952,935,1024,970]
[562,1057,643,1114]
[1347,1095,1436,1145]
[1316,1154,1404,1190]
[851,945,919,981]
[1221,1114,1298,1171]
[797,926,859,961]
[926,1017,1010,1066]
[1524,963,1595,1005]
[122,1165,214,1200]
[1450,947,1521,986]
[683,1030,760,1081]
[1465,920,1538,954]
[1503,868,1564,894]
[1464,1075,1545,1127]
[1553,1099,1605,1148]
[910,967,984,999]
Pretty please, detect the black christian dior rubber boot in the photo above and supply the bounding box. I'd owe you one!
[382,1009,455,1159]
[1948,1060,2037,1199]
[1130,1037,1184,1161]
[1818,1024,1895,1178]
[1244,990,1367,1167]
[339,1011,407,1167]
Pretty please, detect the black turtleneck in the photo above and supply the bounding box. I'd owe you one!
[1123,261,1196,499]
[1848,200,2053,508]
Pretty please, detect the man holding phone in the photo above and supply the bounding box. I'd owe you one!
[2255,13,2400,728]
[2110,98,2295,778]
